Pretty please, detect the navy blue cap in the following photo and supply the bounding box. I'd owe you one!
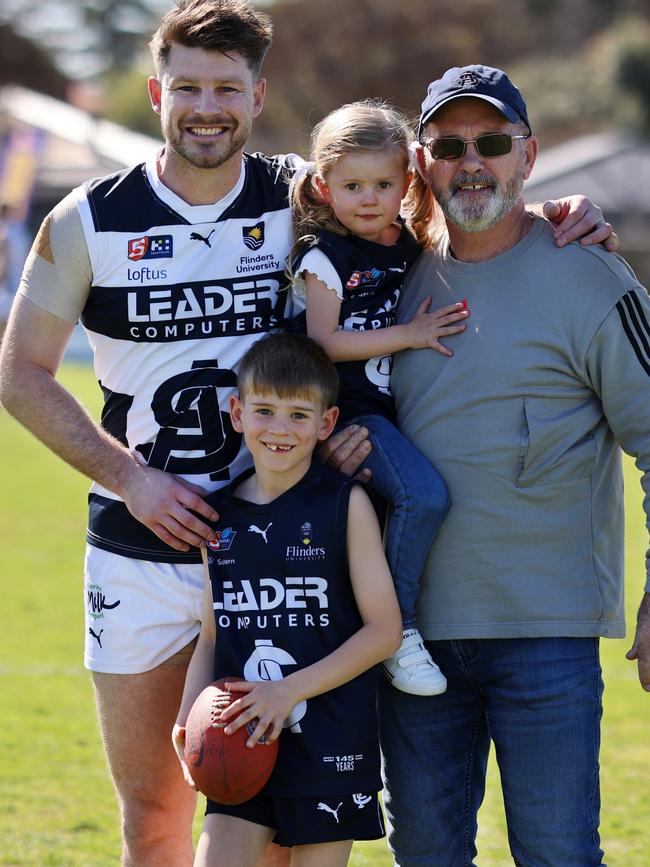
[418,65,531,138]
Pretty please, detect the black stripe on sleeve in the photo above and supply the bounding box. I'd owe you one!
[616,291,650,376]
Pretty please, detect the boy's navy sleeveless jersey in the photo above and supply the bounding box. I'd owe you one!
[75,152,298,563]
[206,462,382,797]
[293,226,421,423]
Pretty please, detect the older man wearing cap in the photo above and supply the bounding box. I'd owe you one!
[374,65,650,866]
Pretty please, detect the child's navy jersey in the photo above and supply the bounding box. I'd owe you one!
[292,226,421,423]
[74,152,298,563]
[205,462,382,797]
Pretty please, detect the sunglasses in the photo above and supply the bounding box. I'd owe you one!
[425,133,530,161]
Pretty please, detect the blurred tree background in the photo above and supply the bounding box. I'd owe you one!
[0,0,648,151]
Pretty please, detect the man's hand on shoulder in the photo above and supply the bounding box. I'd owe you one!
[317,424,372,481]
[626,592,650,692]
[121,461,218,552]
[543,197,618,251]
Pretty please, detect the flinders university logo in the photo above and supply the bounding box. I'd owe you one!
[242,221,265,250]
[286,521,325,561]
[206,527,236,551]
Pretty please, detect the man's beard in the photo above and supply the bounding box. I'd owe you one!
[432,164,526,233]
[163,116,251,170]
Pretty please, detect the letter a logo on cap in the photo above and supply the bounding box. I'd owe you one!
[459,72,479,86]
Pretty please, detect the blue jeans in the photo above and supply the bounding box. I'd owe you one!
[352,414,449,629]
[377,637,605,866]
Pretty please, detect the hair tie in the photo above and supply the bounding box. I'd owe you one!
[288,160,316,200]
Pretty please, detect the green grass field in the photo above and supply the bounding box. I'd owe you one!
[1,361,649,866]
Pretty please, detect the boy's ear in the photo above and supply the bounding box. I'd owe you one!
[229,394,244,433]
[318,406,339,441]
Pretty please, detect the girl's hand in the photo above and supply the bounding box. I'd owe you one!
[171,723,198,791]
[219,680,301,748]
[405,298,469,355]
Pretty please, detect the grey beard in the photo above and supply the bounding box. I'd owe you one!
[436,170,525,233]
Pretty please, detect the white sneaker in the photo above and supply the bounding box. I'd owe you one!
[381,628,447,696]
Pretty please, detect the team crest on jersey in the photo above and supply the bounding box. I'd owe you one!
[286,522,325,561]
[242,222,265,250]
[127,235,174,261]
[346,268,385,290]
[207,528,237,551]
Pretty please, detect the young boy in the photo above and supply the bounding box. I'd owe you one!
[173,332,402,867]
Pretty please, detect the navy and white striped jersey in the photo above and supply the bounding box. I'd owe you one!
[75,152,299,562]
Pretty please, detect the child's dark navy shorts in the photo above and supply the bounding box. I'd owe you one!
[206,790,385,846]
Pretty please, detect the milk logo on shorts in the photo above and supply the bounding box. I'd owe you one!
[207,528,237,551]
[244,639,307,732]
[86,582,121,621]
[127,235,174,261]
[86,582,121,650]
[242,222,265,251]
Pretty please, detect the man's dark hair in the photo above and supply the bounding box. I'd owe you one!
[237,333,339,409]
[149,0,273,76]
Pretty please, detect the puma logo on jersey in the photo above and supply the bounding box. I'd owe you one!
[190,229,215,248]
[248,523,272,543]
[317,801,343,823]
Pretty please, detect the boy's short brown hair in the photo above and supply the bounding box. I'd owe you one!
[149,0,273,75]
[237,333,339,409]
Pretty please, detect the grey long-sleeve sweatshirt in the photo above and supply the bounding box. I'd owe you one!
[393,216,650,639]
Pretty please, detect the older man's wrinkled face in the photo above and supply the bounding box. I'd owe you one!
[423,98,534,233]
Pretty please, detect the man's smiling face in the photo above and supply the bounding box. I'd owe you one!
[148,43,265,171]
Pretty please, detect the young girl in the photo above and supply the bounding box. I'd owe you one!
[289,100,469,696]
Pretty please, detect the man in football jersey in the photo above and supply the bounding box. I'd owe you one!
[0,2,617,864]
[0,4,303,865]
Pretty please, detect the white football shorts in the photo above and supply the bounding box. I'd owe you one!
[83,544,204,674]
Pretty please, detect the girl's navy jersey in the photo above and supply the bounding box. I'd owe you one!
[292,225,421,424]
[205,461,382,798]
